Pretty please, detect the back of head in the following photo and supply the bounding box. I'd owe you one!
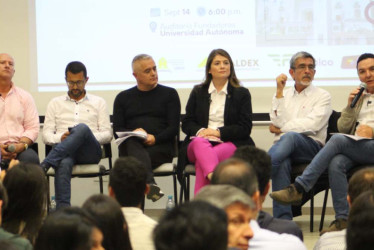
[65,61,87,78]
[2,162,47,243]
[348,167,374,203]
[194,184,255,211]
[0,182,8,213]
[233,146,271,195]
[35,207,96,250]
[109,157,147,207]
[346,190,374,250]
[211,158,258,196]
[153,201,228,250]
[82,194,132,250]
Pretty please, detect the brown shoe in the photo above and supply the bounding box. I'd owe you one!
[320,218,347,235]
[269,184,303,205]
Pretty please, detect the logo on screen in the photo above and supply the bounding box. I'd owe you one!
[341,55,359,69]
[269,54,293,67]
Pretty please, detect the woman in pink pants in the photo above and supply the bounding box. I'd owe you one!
[179,49,255,194]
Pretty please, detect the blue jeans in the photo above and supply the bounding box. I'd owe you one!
[296,134,374,220]
[269,132,322,220]
[43,124,101,209]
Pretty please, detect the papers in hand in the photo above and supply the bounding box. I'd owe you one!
[330,133,372,141]
[115,131,147,145]
[190,136,223,144]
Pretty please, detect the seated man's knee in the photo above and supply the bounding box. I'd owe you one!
[328,134,347,144]
[328,155,348,175]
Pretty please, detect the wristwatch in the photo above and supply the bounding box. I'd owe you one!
[20,142,28,151]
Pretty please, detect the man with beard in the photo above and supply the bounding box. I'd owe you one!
[267,51,332,220]
[41,61,112,209]
[271,53,374,234]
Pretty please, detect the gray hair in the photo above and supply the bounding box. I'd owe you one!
[290,51,315,69]
[194,184,256,210]
[132,54,153,71]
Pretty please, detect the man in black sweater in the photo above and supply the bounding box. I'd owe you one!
[113,54,181,202]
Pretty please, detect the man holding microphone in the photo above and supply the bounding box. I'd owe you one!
[271,53,374,234]
[0,53,39,167]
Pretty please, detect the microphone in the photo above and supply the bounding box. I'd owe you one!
[6,144,16,153]
[350,82,367,108]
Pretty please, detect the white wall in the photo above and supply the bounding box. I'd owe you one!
[1,0,355,209]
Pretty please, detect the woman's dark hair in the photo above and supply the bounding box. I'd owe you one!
[82,194,132,250]
[34,207,98,250]
[201,48,240,88]
[2,162,47,244]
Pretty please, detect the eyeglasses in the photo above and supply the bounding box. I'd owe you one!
[66,80,85,87]
[294,64,315,71]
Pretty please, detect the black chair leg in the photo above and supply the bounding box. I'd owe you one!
[99,176,103,194]
[319,188,329,232]
[47,175,51,213]
[173,174,178,206]
[179,174,185,204]
[186,175,190,201]
[310,189,315,232]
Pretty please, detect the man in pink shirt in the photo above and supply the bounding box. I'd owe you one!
[0,53,39,166]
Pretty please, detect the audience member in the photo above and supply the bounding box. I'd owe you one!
[268,51,332,220]
[314,167,374,250]
[346,190,374,250]
[0,182,32,250]
[178,48,254,194]
[2,162,47,245]
[34,206,104,250]
[0,53,39,165]
[233,146,303,240]
[270,53,374,234]
[0,239,19,250]
[153,200,228,250]
[109,157,157,250]
[113,54,180,202]
[211,158,306,249]
[82,194,132,250]
[194,184,255,250]
[41,61,112,209]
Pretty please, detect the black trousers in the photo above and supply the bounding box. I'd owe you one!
[118,138,173,183]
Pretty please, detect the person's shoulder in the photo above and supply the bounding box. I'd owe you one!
[157,84,177,93]
[0,228,32,250]
[86,93,106,102]
[311,85,331,97]
[251,221,306,249]
[13,86,34,99]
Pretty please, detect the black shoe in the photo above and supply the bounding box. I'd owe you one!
[40,162,51,174]
[147,184,164,202]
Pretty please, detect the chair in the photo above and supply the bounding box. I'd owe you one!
[45,143,112,210]
[291,110,341,232]
[152,137,179,206]
[179,164,195,203]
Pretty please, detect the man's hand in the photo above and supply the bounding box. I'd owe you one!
[61,131,70,141]
[356,124,373,138]
[0,145,16,160]
[197,128,220,138]
[134,128,147,133]
[269,124,281,135]
[144,134,156,146]
[276,74,287,98]
[347,87,362,107]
